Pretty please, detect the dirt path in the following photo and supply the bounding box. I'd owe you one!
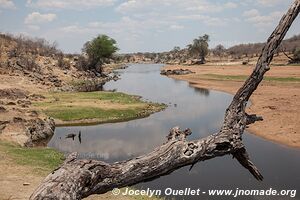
[164,65,300,148]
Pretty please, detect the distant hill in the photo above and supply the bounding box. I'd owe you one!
[227,34,300,58]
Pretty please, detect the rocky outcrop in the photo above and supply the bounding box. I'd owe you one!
[25,117,55,147]
[0,117,55,147]
[0,88,55,147]
[160,69,195,76]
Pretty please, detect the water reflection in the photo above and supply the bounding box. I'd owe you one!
[190,84,210,96]
[49,64,300,200]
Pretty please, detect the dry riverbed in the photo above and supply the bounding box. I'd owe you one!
[163,64,300,148]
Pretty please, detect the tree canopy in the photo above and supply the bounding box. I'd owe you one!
[82,34,119,72]
[213,44,226,58]
[187,34,210,63]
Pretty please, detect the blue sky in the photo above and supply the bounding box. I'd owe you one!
[0,0,299,53]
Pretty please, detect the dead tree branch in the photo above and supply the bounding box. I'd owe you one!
[30,1,300,199]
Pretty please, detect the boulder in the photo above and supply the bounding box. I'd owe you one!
[25,117,55,147]
[160,69,195,76]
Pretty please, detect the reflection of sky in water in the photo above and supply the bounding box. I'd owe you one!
[49,64,300,200]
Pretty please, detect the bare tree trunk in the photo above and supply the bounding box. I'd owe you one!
[30,1,300,199]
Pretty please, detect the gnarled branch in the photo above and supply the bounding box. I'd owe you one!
[30,1,300,199]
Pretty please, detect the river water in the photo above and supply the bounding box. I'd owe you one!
[49,64,300,200]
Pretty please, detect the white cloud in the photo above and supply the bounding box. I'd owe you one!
[0,0,16,9]
[58,16,181,45]
[224,2,238,9]
[27,0,116,10]
[114,0,235,32]
[116,0,238,14]
[243,9,283,27]
[243,9,260,18]
[60,25,92,34]
[169,24,184,30]
[173,15,228,27]
[185,1,238,12]
[25,12,57,24]
[257,0,286,6]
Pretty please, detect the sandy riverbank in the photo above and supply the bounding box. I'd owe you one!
[163,65,300,148]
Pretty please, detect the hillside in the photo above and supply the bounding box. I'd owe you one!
[0,33,121,147]
[0,33,115,91]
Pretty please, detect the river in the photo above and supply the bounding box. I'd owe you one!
[49,64,300,200]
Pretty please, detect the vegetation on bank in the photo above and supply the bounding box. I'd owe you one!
[0,140,64,175]
[33,91,166,125]
[82,34,119,73]
[199,74,300,83]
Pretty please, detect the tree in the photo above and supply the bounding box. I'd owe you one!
[213,44,226,59]
[282,47,300,63]
[292,48,300,63]
[187,34,210,64]
[82,34,119,73]
[30,1,300,199]
[172,46,181,52]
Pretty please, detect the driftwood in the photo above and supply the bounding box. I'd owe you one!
[30,1,300,199]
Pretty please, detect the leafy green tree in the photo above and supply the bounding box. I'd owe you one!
[187,34,210,63]
[83,34,119,72]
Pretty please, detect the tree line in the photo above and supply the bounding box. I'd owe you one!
[122,33,300,64]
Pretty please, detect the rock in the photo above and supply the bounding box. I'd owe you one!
[29,94,45,101]
[191,59,205,65]
[27,110,38,117]
[0,120,9,132]
[33,73,43,81]
[25,117,55,147]
[242,61,248,65]
[6,102,16,106]
[13,117,25,123]
[17,99,31,106]
[160,69,194,76]
[0,106,7,113]
[112,75,119,81]
[0,88,28,100]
